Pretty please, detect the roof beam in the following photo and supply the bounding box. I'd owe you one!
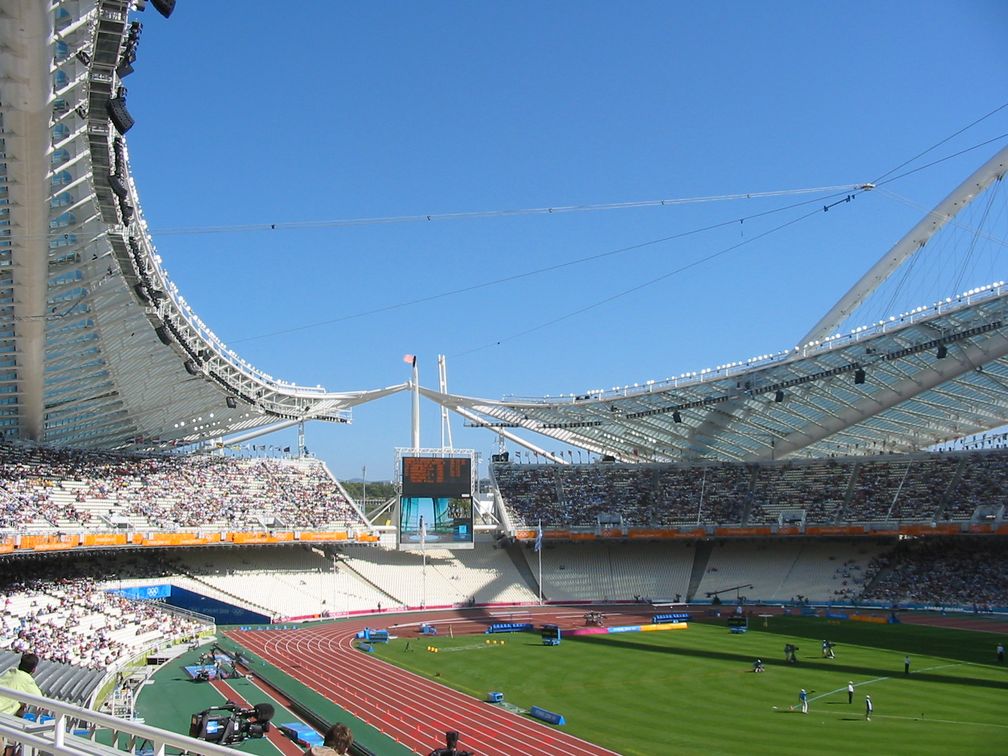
[765,329,1008,459]
[801,144,1008,344]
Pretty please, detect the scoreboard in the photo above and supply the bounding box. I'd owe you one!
[399,454,474,550]
[401,456,471,498]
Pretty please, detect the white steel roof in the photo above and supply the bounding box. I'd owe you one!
[422,283,1008,462]
[0,0,405,451]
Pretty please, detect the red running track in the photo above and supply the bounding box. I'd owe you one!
[228,607,630,756]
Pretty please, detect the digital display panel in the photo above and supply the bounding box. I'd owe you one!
[399,456,474,550]
[402,456,471,498]
[399,495,473,550]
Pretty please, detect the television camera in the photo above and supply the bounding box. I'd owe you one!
[189,702,274,745]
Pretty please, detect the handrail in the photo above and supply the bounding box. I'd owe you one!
[0,684,238,756]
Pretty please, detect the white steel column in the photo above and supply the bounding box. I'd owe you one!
[438,354,453,449]
[4,1,53,440]
[411,358,420,449]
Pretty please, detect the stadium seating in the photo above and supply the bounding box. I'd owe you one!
[0,568,209,671]
[0,442,363,531]
[859,537,1008,608]
[492,448,1008,528]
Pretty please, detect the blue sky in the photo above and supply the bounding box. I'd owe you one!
[123,2,1008,479]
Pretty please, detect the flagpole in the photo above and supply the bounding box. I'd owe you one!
[537,519,543,606]
[538,544,542,605]
[421,514,427,609]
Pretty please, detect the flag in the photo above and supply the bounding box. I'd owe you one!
[534,520,543,552]
[403,354,416,366]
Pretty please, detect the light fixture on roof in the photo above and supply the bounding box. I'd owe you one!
[854,368,866,385]
[151,0,175,18]
[673,411,682,423]
[226,396,238,409]
[936,344,948,359]
[107,87,134,134]
[774,390,784,403]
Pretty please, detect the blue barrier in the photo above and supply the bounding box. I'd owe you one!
[485,622,533,634]
[652,612,690,624]
[487,692,504,703]
[356,627,389,641]
[529,706,566,726]
[282,722,323,747]
[825,612,848,620]
[607,624,642,634]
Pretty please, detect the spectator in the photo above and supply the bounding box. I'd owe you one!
[0,652,43,745]
[306,723,353,755]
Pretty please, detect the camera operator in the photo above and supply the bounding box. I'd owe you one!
[428,731,473,756]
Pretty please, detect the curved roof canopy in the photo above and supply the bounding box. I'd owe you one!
[0,0,405,450]
[423,283,1008,462]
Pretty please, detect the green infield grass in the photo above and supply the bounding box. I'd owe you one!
[371,616,1008,755]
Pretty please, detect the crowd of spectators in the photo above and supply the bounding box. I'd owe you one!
[493,448,1008,528]
[0,442,363,531]
[0,555,208,669]
[859,538,1008,608]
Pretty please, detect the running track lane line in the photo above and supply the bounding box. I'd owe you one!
[236,627,607,756]
[308,613,623,755]
[243,607,647,754]
[228,608,622,756]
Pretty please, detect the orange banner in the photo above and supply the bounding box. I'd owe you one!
[806,526,865,536]
[83,533,129,547]
[299,531,349,542]
[231,531,295,544]
[714,527,773,537]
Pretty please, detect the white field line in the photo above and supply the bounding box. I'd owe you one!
[785,662,965,708]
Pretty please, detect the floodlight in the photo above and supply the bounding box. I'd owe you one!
[151,0,175,18]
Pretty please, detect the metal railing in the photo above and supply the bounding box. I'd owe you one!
[0,685,236,756]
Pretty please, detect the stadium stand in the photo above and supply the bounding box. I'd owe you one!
[523,541,695,602]
[492,449,1008,529]
[0,568,209,671]
[0,442,364,531]
[859,537,1008,609]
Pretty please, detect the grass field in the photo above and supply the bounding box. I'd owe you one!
[371,616,1007,755]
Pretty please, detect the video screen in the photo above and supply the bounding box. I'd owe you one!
[399,495,474,550]
[401,456,471,498]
